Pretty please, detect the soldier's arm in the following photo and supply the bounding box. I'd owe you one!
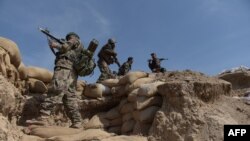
[103,46,117,56]
[58,38,80,53]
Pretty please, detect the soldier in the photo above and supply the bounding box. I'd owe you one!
[97,38,119,82]
[148,53,167,73]
[27,32,83,128]
[118,57,133,76]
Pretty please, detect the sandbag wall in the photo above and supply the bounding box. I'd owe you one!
[82,71,165,136]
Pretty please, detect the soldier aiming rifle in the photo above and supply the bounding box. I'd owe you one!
[148,53,167,73]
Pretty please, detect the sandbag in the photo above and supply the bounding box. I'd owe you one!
[134,96,162,110]
[108,126,121,135]
[27,66,53,83]
[84,83,111,98]
[133,106,160,123]
[118,71,148,85]
[120,102,134,114]
[101,78,120,87]
[118,99,128,111]
[133,121,151,135]
[29,126,82,138]
[18,62,28,80]
[121,119,135,134]
[28,78,48,93]
[127,77,154,92]
[0,37,21,68]
[20,135,45,141]
[111,84,129,97]
[84,113,110,129]
[76,80,85,92]
[122,112,132,122]
[0,47,10,77]
[105,106,121,120]
[46,129,112,141]
[109,117,122,127]
[101,135,148,141]
[138,81,165,97]
[127,88,139,102]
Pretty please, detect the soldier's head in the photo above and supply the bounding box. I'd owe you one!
[108,38,116,48]
[151,53,157,59]
[66,32,80,41]
[128,57,133,64]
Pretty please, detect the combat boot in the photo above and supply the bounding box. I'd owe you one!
[69,122,82,129]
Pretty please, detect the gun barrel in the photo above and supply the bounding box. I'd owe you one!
[39,27,64,44]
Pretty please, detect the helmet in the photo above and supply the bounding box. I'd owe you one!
[128,57,133,61]
[66,32,80,40]
[151,53,156,56]
[108,38,116,44]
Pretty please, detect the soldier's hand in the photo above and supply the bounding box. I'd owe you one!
[50,42,59,48]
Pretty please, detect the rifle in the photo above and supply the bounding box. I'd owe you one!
[159,58,168,61]
[39,27,65,55]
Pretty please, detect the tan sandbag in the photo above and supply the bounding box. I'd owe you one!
[0,47,10,77]
[101,135,148,141]
[105,106,121,120]
[27,66,53,83]
[76,80,85,92]
[28,78,48,93]
[134,96,162,110]
[8,64,19,83]
[46,129,112,141]
[84,83,111,98]
[133,121,151,135]
[120,102,134,114]
[133,106,160,123]
[127,77,154,92]
[0,37,21,68]
[101,78,120,87]
[84,113,110,129]
[138,81,165,97]
[109,117,122,127]
[118,71,148,85]
[121,119,136,134]
[118,99,128,111]
[127,88,139,102]
[18,62,28,80]
[20,135,45,141]
[29,126,82,138]
[108,126,121,135]
[122,112,132,122]
[110,84,129,97]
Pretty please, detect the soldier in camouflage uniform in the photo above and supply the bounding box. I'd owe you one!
[148,53,166,73]
[28,32,83,128]
[118,57,133,76]
[97,38,118,82]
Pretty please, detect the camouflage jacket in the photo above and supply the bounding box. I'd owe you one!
[118,62,131,75]
[97,43,117,64]
[55,38,83,69]
[148,58,161,71]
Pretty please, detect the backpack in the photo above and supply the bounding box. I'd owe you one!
[74,39,98,77]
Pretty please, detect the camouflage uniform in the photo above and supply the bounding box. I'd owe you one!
[118,57,133,76]
[148,53,166,73]
[97,39,117,82]
[40,33,82,128]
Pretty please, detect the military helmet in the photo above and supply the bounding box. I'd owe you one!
[66,32,80,40]
[108,38,116,44]
[151,53,156,56]
[128,57,133,61]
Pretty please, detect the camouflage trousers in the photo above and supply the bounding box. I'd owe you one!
[40,67,81,124]
[97,59,115,82]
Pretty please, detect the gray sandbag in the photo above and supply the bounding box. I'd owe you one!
[134,96,162,110]
[120,102,134,114]
[108,126,121,135]
[28,78,48,93]
[109,117,122,127]
[27,66,53,83]
[122,112,133,122]
[138,81,165,97]
[0,37,21,68]
[133,106,160,123]
[84,83,111,98]
[118,71,148,85]
[105,106,121,120]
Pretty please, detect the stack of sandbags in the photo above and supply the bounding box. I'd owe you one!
[83,83,111,98]
[26,66,53,94]
[105,106,122,135]
[84,113,110,129]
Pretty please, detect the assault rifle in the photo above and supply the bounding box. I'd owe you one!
[159,58,168,61]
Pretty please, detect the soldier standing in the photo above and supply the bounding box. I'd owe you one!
[118,57,133,76]
[148,53,167,73]
[97,38,119,82]
[27,32,83,128]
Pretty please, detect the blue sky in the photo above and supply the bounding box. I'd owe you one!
[1,0,250,83]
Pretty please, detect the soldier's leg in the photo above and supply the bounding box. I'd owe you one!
[62,68,82,128]
[97,60,114,82]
